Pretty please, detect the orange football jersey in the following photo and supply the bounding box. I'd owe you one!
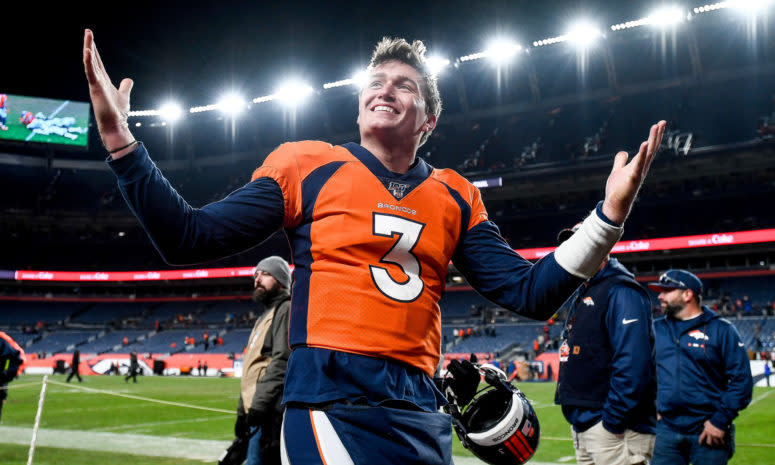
[252,141,488,375]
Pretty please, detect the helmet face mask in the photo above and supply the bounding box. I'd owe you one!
[447,364,540,465]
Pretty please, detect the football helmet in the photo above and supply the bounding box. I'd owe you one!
[445,362,540,465]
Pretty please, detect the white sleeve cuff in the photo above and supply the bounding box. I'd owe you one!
[554,209,623,279]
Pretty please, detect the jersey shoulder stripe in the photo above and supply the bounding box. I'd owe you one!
[430,167,488,231]
[251,141,356,228]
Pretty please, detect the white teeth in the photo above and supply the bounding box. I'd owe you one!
[374,105,395,113]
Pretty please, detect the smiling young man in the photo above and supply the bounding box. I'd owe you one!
[85,30,665,464]
[649,270,753,465]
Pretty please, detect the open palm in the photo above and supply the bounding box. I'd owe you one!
[602,121,666,224]
[83,29,134,152]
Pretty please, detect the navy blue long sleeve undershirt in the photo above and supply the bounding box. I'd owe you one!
[108,143,285,265]
[109,142,583,318]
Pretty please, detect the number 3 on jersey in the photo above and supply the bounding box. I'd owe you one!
[369,212,426,302]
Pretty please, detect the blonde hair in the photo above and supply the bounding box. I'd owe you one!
[368,37,442,147]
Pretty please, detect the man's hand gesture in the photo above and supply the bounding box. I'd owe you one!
[602,121,666,224]
[83,29,136,158]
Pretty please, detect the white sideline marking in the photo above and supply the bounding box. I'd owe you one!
[453,457,566,465]
[97,414,234,432]
[748,389,772,407]
[0,426,571,464]
[46,379,233,414]
[0,426,230,461]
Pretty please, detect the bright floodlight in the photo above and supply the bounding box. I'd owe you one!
[217,94,246,116]
[275,81,314,106]
[352,70,369,88]
[567,22,603,48]
[485,38,522,64]
[158,102,183,122]
[646,6,686,27]
[426,55,451,75]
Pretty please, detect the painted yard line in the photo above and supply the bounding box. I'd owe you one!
[0,426,570,464]
[0,425,229,461]
[748,389,772,407]
[97,414,234,432]
[46,379,233,413]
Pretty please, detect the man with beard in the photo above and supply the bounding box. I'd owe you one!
[235,256,292,465]
[649,270,752,465]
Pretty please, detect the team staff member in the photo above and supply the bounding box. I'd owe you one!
[235,256,292,465]
[125,350,139,383]
[67,349,83,383]
[649,270,753,465]
[84,29,665,464]
[554,225,656,465]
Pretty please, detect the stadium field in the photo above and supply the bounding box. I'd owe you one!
[0,375,772,464]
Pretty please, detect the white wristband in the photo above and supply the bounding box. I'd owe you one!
[554,209,623,278]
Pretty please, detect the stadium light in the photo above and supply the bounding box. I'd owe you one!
[323,78,355,89]
[484,38,523,64]
[566,22,603,48]
[274,81,315,106]
[216,94,247,116]
[323,70,368,90]
[646,6,687,27]
[158,102,183,123]
[426,55,451,75]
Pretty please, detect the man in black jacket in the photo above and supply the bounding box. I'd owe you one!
[234,256,292,465]
[67,349,83,383]
[125,350,139,383]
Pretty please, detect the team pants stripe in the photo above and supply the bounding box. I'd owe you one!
[281,407,354,465]
[280,413,291,465]
[310,410,355,465]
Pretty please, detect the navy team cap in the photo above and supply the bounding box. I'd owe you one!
[556,222,582,245]
[647,269,703,296]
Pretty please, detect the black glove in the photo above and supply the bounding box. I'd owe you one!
[444,359,481,407]
[234,413,249,438]
[246,407,262,428]
[218,435,250,465]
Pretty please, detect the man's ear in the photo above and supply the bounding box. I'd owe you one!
[424,113,437,132]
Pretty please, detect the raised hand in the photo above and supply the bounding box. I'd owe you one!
[83,29,136,158]
[602,120,666,225]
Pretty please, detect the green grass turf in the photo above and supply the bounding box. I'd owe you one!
[1,375,773,464]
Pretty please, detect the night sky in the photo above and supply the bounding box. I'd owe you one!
[6,1,651,110]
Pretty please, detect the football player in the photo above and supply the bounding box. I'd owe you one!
[84,29,665,465]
